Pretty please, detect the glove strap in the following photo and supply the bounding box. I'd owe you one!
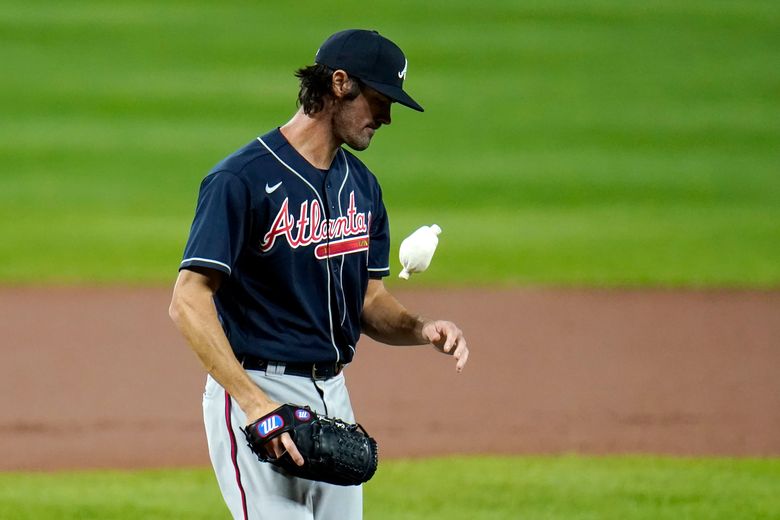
[242,404,315,461]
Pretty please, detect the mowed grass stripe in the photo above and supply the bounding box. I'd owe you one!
[0,456,777,519]
[1,206,776,287]
[1,1,778,286]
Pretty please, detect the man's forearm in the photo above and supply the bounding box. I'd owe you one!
[361,280,428,345]
[363,308,426,345]
[169,270,273,420]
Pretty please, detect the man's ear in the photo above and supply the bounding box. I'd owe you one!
[331,70,354,99]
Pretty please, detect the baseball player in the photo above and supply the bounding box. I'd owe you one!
[169,29,469,520]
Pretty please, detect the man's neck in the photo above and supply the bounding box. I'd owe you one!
[279,109,341,170]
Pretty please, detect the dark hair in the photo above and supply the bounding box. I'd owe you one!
[295,64,361,115]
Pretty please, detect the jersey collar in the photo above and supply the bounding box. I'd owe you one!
[260,128,344,182]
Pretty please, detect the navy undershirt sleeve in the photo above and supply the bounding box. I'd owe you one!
[180,170,250,276]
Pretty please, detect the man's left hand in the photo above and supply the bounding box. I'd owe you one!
[421,320,469,373]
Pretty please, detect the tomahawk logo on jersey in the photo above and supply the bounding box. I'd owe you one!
[179,128,390,366]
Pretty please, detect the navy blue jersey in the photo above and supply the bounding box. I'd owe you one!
[179,128,390,364]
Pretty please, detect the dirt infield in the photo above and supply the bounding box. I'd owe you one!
[0,287,778,471]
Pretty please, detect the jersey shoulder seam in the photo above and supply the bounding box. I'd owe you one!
[210,139,276,183]
[207,168,254,197]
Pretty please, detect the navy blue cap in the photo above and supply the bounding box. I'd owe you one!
[315,29,424,112]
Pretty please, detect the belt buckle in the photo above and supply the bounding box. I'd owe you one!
[311,363,325,380]
[311,362,344,380]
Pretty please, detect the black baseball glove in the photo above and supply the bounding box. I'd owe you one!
[242,404,378,486]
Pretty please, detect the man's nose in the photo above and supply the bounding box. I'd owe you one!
[376,104,391,126]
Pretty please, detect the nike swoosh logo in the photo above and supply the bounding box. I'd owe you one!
[265,181,282,194]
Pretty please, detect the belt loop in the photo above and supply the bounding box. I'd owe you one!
[268,362,285,376]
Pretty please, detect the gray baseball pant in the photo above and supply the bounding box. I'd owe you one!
[202,367,362,520]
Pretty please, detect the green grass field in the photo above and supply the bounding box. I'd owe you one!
[1,0,778,286]
[1,3,777,516]
[1,456,778,519]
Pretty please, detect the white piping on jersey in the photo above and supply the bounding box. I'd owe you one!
[367,266,389,272]
[257,138,324,208]
[365,212,372,269]
[180,257,232,275]
[256,136,340,363]
[337,150,350,327]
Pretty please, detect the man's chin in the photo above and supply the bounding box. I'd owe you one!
[344,137,371,152]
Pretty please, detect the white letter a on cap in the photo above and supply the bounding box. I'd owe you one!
[398,59,408,80]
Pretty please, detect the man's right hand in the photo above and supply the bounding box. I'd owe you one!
[246,403,305,467]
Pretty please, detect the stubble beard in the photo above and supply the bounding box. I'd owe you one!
[332,100,373,152]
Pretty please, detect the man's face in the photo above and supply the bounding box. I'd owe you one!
[332,84,392,151]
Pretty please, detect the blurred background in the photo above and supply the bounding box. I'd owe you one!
[1,0,778,286]
[1,1,778,519]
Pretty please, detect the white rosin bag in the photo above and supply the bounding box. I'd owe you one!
[398,224,442,279]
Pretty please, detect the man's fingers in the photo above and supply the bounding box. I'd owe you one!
[280,432,305,466]
[454,341,469,372]
[265,437,285,459]
[441,325,460,353]
[443,335,456,353]
[265,434,303,466]
[425,327,442,344]
[427,321,468,370]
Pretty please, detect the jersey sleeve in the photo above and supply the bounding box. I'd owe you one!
[179,170,250,276]
[367,183,390,279]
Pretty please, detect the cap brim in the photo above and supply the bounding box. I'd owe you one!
[362,79,424,112]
